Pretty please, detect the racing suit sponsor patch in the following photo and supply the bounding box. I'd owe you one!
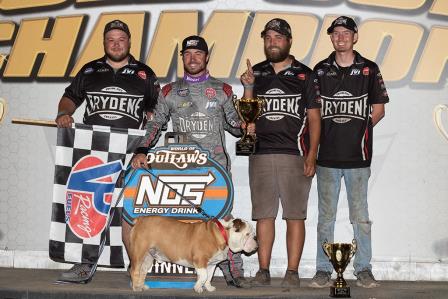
[177,88,190,97]
[205,87,216,99]
[222,83,232,97]
[162,84,173,97]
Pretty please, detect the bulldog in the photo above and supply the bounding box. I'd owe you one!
[129,215,257,293]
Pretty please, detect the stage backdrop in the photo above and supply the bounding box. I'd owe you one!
[1,0,448,281]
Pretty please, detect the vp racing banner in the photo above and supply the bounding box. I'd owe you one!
[49,123,145,267]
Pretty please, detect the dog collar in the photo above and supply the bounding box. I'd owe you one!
[212,218,228,245]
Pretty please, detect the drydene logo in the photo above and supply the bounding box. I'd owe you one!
[65,156,123,239]
[122,144,233,222]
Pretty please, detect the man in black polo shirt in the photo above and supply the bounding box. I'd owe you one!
[309,16,389,289]
[240,18,321,288]
[54,19,160,282]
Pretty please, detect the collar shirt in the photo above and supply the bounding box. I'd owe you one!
[64,55,160,129]
[252,58,321,156]
[314,51,389,168]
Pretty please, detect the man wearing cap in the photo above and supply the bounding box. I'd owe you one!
[309,16,389,289]
[54,19,160,282]
[240,18,321,288]
[131,35,250,288]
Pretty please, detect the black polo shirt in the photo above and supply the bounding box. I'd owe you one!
[64,55,160,129]
[252,57,321,156]
[314,51,389,168]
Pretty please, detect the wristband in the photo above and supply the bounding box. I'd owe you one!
[243,83,254,89]
[56,111,69,118]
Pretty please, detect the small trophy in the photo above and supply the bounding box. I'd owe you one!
[234,97,264,155]
[322,240,357,298]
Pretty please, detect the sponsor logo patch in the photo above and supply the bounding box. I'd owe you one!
[65,156,123,239]
[205,99,218,110]
[123,144,233,220]
[186,39,199,47]
[205,87,216,99]
[321,91,369,124]
[177,88,190,97]
[259,88,303,121]
[85,86,144,122]
[177,101,193,108]
[138,70,147,80]
[363,67,370,76]
[122,68,135,75]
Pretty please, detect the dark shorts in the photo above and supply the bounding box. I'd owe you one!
[249,154,312,220]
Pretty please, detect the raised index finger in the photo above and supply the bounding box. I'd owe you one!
[246,59,253,74]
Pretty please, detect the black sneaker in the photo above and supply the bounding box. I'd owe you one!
[250,269,271,286]
[226,276,252,288]
[59,263,93,283]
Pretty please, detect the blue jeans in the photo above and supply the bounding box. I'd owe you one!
[315,166,372,275]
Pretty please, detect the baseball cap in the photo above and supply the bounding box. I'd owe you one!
[104,19,131,37]
[181,35,208,54]
[327,16,358,34]
[261,18,292,39]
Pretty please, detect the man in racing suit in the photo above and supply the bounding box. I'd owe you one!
[131,35,249,288]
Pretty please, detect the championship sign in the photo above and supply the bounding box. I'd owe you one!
[122,143,234,288]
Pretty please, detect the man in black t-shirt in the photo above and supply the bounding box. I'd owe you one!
[240,18,321,288]
[309,16,389,289]
[54,19,160,282]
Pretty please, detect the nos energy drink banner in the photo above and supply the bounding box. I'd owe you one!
[122,143,234,288]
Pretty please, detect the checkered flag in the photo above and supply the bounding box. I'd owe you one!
[49,123,145,267]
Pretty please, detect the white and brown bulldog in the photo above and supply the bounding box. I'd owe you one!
[129,215,257,293]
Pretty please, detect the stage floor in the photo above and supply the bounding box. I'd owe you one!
[1,267,447,299]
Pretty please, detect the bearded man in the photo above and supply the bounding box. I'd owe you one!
[240,18,321,288]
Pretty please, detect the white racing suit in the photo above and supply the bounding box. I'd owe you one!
[137,75,246,283]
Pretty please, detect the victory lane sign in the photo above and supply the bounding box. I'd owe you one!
[122,143,234,288]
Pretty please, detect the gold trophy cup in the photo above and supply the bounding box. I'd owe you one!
[322,240,357,298]
[234,97,264,155]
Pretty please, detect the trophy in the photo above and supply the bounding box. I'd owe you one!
[322,240,357,298]
[234,97,264,155]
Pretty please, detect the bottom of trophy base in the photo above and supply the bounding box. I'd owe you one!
[330,286,351,298]
[235,143,256,156]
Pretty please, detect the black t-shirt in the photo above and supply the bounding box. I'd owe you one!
[64,55,160,129]
[314,51,389,168]
[252,58,321,156]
